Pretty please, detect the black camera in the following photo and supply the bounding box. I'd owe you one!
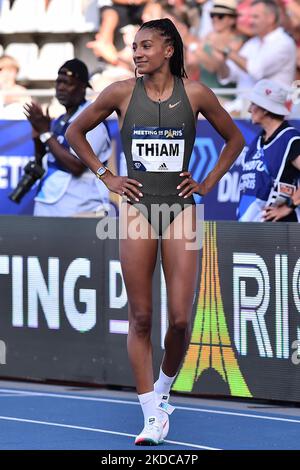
[9,160,45,203]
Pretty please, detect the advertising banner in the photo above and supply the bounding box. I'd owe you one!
[0,216,300,402]
[173,221,300,402]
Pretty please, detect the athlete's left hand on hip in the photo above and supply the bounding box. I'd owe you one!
[177,172,205,198]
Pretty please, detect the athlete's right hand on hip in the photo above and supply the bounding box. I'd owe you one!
[103,173,143,202]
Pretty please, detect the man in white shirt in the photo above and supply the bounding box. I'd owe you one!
[216,0,296,113]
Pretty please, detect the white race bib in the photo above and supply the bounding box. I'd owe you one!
[131,127,185,172]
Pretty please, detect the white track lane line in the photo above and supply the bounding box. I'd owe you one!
[0,394,29,397]
[0,415,219,450]
[0,388,299,425]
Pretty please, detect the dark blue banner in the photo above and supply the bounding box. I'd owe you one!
[1,119,299,218]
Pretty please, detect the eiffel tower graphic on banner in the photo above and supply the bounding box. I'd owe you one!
[173,221,252,397]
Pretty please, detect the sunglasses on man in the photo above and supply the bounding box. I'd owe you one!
[210,13,235,19]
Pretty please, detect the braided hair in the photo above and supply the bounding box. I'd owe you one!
[139,18,188,79]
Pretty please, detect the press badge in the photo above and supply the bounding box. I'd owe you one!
[131,127,185,172]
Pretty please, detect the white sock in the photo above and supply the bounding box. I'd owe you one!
[138,391,159,423]
[154,368,177,396]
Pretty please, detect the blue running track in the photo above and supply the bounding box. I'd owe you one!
[0,381,299,450]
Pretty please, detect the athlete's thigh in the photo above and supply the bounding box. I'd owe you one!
[161,205,200,317]
[119,202,159,308]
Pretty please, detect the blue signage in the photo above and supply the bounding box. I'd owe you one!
[1,119,299,219]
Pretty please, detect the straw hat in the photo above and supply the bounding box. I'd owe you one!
[210,0,237,16]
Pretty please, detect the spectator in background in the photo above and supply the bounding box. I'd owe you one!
[237,79,300,222]
[185,0,244,100]
[196,0,214,38]
[87,0,151,65]
[280,0,300,25]
[216,0,297,114]
[162,0,213,39]
[23,58,112,217]
[147,0,204,35]
[89,22,137,94]
[236,0,255,37]
[279,0,300,80]
[0,54,30,119]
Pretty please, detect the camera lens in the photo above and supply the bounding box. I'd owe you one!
[9,161,45,204]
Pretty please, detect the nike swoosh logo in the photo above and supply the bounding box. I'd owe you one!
[169,100,181,109]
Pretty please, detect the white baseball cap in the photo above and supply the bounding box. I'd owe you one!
[249,79,291,116]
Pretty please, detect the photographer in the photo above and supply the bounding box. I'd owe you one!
[23,59,112,217]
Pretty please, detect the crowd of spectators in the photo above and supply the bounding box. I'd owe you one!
[87,0,300,116]
[0,54,31,118]
[0,0,299,116]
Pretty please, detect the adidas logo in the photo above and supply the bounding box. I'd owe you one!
[148,417,156,424]
[158,163,168,170]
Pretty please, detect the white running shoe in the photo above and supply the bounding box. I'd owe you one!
[135,416,164,446]
[155,393,175,440]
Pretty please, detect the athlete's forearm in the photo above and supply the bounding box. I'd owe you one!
[195,84,245,193]
[201,134,245,193]
[45,136,86,176]
[65,125,105,175]
[65,83,121,174]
